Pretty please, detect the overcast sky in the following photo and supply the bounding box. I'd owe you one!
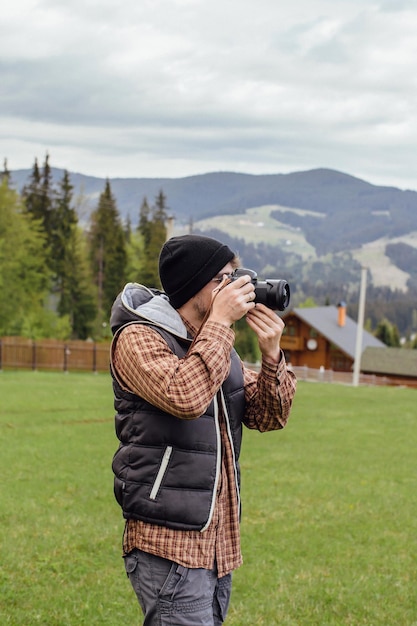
[2,0,417,189]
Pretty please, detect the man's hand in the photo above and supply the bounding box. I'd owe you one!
[246,303,284,364]
[209,274,256,326]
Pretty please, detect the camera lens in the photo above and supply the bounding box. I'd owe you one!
[254,279,290,311]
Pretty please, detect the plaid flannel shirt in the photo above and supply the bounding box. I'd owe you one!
[112,318,296,578]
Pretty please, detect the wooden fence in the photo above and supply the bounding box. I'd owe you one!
[1,337,416,388]
[0,336,111,373]
[244,363,417,389]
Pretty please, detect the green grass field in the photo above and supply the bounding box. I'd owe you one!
[1,371,416,625]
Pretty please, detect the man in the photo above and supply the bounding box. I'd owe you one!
[110,234,296,625]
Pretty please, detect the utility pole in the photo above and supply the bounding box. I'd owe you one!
[352,267,368,386]
[165,216,175,241]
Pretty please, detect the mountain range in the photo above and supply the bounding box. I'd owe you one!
[10,166,417,303]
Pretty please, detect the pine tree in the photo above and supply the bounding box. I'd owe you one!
[124,214,132,242]
[138,196,151,244]
[0,180,53,336]
[390,322,401,348]
[375,317,401,347]
[53,170,96,339]
[1,158,11,186]
[148,190,168,284]
[60,228,97,339]
[88,179,127,318]
[125,229,146,283]
[52,170,77,281]
[136,189,168,287]
[22,154,56,260]
[40,153,55,239]
[22,160,96,338]
[22,158,42,220]
[154,190,168,222]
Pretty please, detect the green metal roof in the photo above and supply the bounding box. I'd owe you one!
[361,346,417,377]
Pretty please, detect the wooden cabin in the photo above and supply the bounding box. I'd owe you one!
[281,304,384,371]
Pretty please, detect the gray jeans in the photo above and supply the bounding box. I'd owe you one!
[124,549,232,626]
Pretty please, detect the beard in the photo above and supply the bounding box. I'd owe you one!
[190,292,210,323]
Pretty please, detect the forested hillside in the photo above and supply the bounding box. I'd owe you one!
[6,160,417,341]
[11,167,417,241]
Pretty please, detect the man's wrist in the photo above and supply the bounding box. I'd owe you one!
[198,320,235,346]
[262,351,283,372]
[207,313,233,328]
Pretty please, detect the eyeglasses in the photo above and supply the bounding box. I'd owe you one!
[211,274,233,284]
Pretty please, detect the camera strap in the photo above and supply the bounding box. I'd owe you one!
[186,275,232,353]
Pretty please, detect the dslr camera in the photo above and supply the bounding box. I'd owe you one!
[231,268,290,311]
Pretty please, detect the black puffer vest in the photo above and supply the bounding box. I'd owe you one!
[110,283,245,532]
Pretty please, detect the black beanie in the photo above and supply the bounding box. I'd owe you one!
[159,234,235,309]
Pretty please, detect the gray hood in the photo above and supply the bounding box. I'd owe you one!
[110,282,189,340]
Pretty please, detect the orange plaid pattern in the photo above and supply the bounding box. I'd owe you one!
[113,318,296,577]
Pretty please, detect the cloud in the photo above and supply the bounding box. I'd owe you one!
[1,0,417,189]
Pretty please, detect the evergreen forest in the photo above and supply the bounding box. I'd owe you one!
[0,156,168,345]
[2,157,417,356]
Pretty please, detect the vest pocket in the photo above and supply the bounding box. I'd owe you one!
[149,446,173,500]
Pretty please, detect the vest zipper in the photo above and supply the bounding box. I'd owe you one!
[220,388,241,514]
[149,445,173,500]
[200,394,222,532]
